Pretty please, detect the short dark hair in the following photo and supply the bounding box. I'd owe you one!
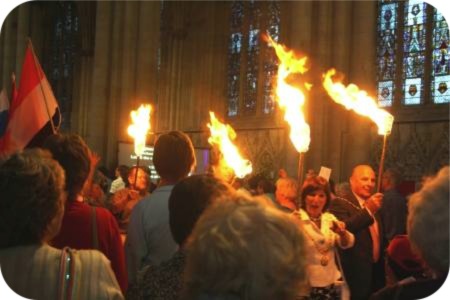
[118,165,130,183]
[0,149,65,248]
[169,174,233,246]
[384,168,402,186]
[300,176,331,211]
[257,178,275,194]
[43,134,91,201]
[153,131,196,182]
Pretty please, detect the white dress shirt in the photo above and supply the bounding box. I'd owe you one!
[353,193,381,262]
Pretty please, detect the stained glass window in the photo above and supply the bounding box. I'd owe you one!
[227,1,244,117]
[262,0,280,114]
[47,1,79,131]
[243,0,261,115]
[402,0,427,105]
[227,0,280,117]
[377,1,398,107]
[376,1,450,107]
[431,10,450,103]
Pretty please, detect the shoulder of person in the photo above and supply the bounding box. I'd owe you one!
[333,196,361,210]
[329,196,347,207]
[73,249,124,298]
[93,205,116,220]
[296,209,308,220]
[322,212,337,221]
[70,248,111,269]
[133,194,153,210]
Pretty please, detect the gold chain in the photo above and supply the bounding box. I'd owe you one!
[302,220,334,266]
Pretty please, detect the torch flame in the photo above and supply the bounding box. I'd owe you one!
[127,104,152,157]
[207,112,252,179]
[267,35,311,153]
[323,69,394,135]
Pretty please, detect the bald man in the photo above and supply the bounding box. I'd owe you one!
[329,165,385,300]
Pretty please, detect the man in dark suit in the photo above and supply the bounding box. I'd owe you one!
[329,165,385,300]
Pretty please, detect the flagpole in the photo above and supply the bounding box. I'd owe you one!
[27,38,57,134]
[11,72,16,103]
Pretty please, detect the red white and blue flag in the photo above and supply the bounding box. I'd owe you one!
[0,42,60,156]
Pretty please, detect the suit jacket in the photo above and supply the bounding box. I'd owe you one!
[329,193,386,300]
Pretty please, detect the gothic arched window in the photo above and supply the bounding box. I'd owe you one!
[227,0,280,117]
[45,1,80,131]
[377,0,449,108]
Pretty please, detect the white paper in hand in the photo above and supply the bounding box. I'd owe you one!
[318,166,332,181]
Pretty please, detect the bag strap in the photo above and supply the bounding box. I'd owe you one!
[91,206,99,250]
[58,247,75,300]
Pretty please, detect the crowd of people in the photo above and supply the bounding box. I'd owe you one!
[0,131,448,300]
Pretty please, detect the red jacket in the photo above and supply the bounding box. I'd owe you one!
[51,200,128,293]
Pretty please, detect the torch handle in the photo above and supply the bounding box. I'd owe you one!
[298,152,305,187]
[133,156,140,190]
[376,135,388,193]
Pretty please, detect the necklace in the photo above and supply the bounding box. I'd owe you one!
[302,218,333,267]
[309,214,322,223]
[336,197,363,211]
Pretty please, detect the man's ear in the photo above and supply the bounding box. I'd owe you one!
[349,176,355,187]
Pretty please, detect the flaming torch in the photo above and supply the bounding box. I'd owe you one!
[266,35,311,185]
[207,111,252,182]
[322,69,394,191]
[127,104,152,187]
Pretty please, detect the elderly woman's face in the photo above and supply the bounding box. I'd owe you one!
[305,189,327,218]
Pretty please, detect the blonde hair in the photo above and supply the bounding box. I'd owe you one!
[276,177,298,199]
[183,193,307,300]
[408,166,449,275]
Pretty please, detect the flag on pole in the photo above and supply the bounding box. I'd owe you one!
[0,88,9,137]
[11,72,18,103]
[0,41,60,156]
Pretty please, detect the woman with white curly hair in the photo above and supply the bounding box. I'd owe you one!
[370,166,449,300]
[181,194,307,300]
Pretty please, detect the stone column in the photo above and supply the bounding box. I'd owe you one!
[326,0,353,182]
[307,0,334,177]
[82,1,161,169]
[343,0,378,178]
[15,4,30,71]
